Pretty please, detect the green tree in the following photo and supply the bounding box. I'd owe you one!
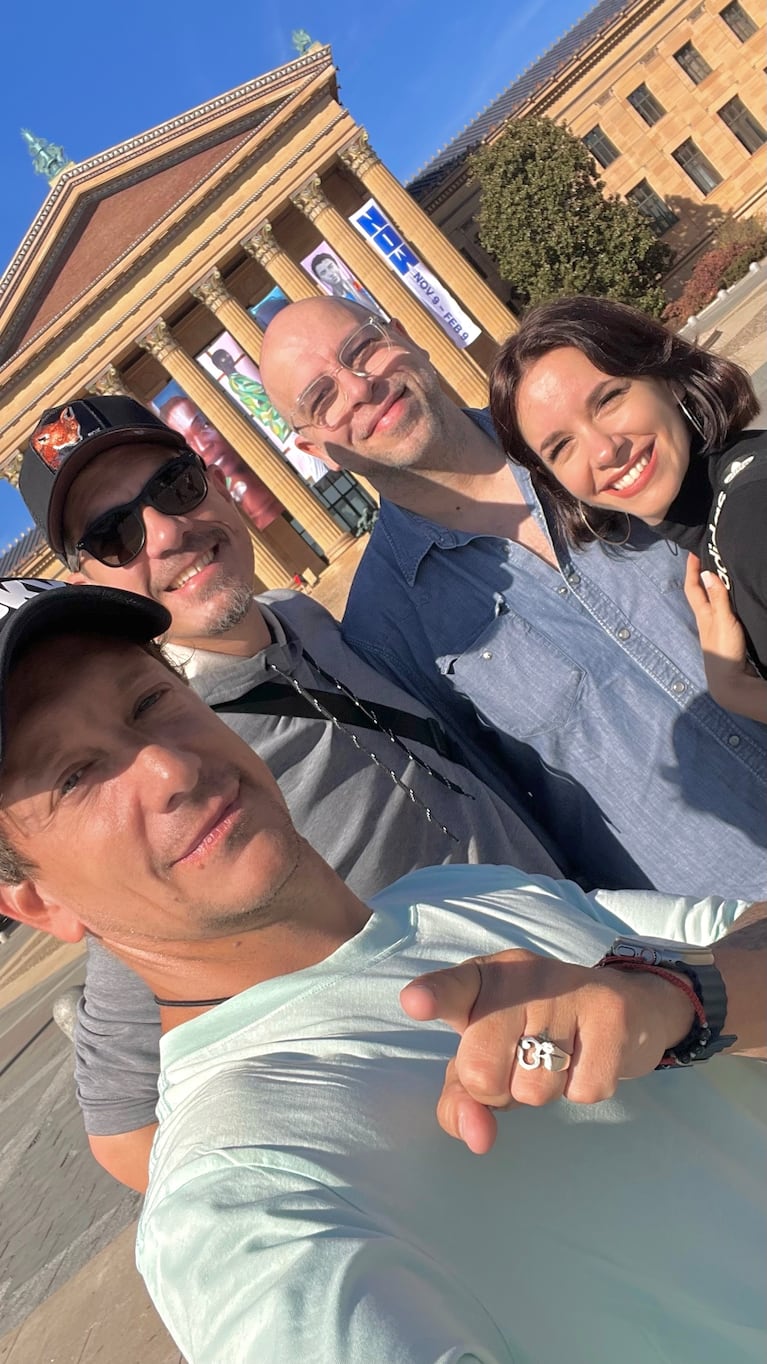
[470,116,673,316]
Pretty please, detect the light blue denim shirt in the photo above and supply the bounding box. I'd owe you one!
[342,410,767,899]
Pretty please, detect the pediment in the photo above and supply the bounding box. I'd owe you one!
[12,127,260,353]
[0,48,335,364]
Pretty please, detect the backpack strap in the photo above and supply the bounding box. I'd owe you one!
[212,682,468,767]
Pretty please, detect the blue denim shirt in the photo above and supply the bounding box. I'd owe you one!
[343,411,767,899]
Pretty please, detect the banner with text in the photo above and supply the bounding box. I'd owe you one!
[349,198,481,348]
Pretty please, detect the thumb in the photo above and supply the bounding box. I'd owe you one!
[400,959,482,1033]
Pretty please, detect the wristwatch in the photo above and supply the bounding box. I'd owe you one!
[597,936,734,1067]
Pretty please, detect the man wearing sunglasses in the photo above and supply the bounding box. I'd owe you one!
[18,394,562,1193]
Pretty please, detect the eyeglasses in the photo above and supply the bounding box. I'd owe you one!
[68,452,208,569]
[292,317,392,430]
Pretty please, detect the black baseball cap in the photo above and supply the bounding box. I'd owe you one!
[0,577,170,763]
[20,396,186,560]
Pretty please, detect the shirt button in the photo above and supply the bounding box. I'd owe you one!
[557,585,568,595]
[616,627,631,641]
[568,572,581,587]
[728,734,741,748]
[671,680,686,695]
[481,650,493,660]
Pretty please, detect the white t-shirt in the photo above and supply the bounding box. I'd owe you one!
[137,866,765,1364]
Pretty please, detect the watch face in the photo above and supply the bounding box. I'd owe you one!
[608,936,714,966]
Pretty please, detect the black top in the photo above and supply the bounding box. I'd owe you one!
[655,429,767,679]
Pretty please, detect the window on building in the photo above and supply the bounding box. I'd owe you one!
[672,139,723,194]
[626,180,678,235]
[673,42,712,83]
[719,0,757,40]
[582,125,620,168]
[626,84,666,125]
[313,470,377,535]
[718,96,767,152]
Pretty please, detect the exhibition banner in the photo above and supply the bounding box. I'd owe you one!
[196,329,327,485]
[349,198,480,348]
[249,286,290,330]
[300,242,384,316]
[152,381,283,531]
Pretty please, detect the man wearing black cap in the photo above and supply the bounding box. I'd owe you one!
[0,575,764,1364]
[18,395,562,1192]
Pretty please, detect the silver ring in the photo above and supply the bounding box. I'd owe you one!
[516,1032,571,1073]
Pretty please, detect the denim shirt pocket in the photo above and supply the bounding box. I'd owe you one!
[437,595,585,740]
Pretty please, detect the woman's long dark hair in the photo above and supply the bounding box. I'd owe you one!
[490,295,759,547]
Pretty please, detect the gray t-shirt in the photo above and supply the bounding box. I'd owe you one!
[75,592,561,1135]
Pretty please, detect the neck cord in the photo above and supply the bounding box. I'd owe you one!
[265,648,469,843]
[154,993,232,1007]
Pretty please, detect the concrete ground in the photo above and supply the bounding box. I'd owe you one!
[0,267,763,1363]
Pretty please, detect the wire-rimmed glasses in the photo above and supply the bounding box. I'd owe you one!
[292,317,392,431]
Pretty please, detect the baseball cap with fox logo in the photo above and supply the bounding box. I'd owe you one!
[20,396,186,560]
[0,578,170,763]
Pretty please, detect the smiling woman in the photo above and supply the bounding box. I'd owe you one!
[489,295,766,723]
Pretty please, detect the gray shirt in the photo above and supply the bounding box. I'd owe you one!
[75,592,561,1135]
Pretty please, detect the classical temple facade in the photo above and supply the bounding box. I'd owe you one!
[409,0,766,303]
[0,44,512,583]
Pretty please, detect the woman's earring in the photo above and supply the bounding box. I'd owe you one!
[676,394,705,439]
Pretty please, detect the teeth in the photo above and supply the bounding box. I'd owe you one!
[611,451,650,492]
[170,548,215,591]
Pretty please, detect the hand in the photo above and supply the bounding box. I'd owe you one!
[400,950,694,1154]
[684,554,767,723]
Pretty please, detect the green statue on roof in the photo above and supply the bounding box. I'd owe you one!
[21,129,71,183]
[291,29,313,55]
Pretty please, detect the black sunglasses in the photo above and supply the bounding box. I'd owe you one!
[68,452,208,569]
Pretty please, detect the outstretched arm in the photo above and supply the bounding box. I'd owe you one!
[684,555,767,724]
[401,899,766,1154]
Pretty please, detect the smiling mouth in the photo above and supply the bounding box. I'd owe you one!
[361,385,407,440]
[167,545,219,592]
[173,789,242,866]
[605,446,655,494]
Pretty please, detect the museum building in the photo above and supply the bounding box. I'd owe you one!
[0,43,511,585]
[409,0,766,304]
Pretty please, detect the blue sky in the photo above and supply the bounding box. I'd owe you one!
[0,0,590,548]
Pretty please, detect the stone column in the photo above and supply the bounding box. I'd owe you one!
[190,270,267,364]
[339,132,516,345]
[3,451,23,489]
[242,223,321,302]
[189,272,326,581]
[192,272,380,510]
[290,175,488,409]
[89,364,140,400]
[138,321,350,563]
